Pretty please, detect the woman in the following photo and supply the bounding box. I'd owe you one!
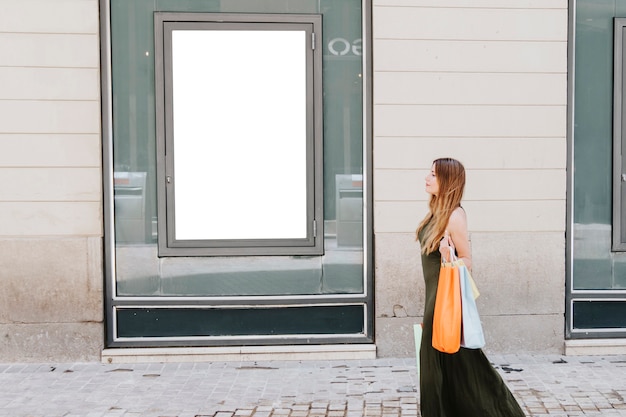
[416,158,525,417]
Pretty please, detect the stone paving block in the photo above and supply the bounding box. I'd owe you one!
[364,407,382,416]
[101,409,125,417]
[257,403,278,412]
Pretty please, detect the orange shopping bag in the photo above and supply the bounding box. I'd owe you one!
[431,257,462,353]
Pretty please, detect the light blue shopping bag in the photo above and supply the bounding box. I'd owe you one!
[459,264,485,349]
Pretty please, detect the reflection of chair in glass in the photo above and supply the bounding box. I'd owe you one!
[335,174,363,247]
[114,172,147,244]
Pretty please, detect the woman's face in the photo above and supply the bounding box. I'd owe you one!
[425,163,439,196]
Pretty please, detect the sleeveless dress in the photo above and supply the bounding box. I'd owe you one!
[419,227,526,417]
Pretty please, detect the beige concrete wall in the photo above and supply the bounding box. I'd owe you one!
[0,0,569,361]
[0,0,103,361]
[372,0,568,356]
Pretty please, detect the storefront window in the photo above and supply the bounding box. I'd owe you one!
[574,1,626,291]
[571,0,626,337]
[106,0,369,344]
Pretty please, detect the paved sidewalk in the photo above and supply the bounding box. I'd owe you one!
[1,354,625,417]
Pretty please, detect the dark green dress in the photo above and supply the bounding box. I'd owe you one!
[419,229,526,417]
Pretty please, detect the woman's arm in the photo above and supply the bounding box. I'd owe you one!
[439,207,472,270]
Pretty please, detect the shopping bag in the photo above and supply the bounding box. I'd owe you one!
[431,258,462,353]
[413,323,422,375]
[459,262,485,349]
[467,267,480,299]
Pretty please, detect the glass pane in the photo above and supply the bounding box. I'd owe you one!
[111,0,364,297]
[573,301,626,329]
[573,0,618,290]
[171,29,308,241]
[116,305,365,337]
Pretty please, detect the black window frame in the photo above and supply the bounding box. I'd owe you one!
[613,18,626,251]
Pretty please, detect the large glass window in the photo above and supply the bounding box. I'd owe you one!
[105,0,370,346]
[569,0,626,338]
[573,2,626,291]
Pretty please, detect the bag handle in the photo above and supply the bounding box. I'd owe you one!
[441,231,457,263]
[442,250,457,264]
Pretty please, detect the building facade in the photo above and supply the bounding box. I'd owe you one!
[2,0,617,363]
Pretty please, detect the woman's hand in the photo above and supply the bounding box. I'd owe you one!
[439,231,455,262]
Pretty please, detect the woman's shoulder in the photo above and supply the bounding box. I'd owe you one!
[450,206,466,219]
[448,206,467,228]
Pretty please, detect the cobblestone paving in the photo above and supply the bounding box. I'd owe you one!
[0,355,625,416]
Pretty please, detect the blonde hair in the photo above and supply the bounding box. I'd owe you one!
[416,158,466,254]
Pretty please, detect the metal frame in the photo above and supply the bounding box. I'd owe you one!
[154,13,324,257]
[564,0,576,342]
[614,18,626,252]
[100,0,374,348]
[100,0,116,347]
[569,298,626,337]
[110,303,369,347]
[362,0,374,344]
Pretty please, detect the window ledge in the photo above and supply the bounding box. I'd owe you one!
[102,344,377,364]
[565,338,626,356]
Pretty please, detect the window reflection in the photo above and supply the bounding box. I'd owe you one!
[111,0,364,297]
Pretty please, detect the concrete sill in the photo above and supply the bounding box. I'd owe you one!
[102,344,377,364]
[565,339,626,356]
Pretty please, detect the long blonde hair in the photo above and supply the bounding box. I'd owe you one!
[416,158,466,254]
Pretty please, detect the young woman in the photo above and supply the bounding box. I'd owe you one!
[416,158,526,417]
